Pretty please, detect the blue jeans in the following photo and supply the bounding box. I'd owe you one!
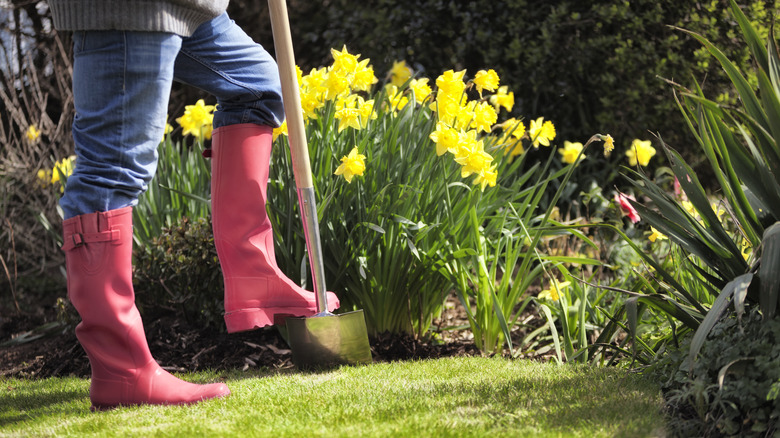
[60,13,284,219]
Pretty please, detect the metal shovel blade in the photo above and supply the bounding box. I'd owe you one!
[286,310,372,369]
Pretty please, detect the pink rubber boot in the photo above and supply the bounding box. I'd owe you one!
[62,207,230,410]
[210,123,340,333]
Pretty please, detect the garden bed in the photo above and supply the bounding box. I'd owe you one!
[0,294,482,379]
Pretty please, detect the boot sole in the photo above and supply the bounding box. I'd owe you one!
[225,307,319,333]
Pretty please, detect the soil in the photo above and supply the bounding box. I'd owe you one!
[0,295,482,378]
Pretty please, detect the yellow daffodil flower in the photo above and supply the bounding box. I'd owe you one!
[648,226,667,243]
[334,147,366,183]
[176,99,215,140]
[409,78,432,104]
[559,141,585,164]
[741,238,752,260]
[473,164,498,191]
[323,69,350,101]
[454,136,494,179]
[435,69,467,101]
[385,84,409,112]
[471,101,497,133]
[529,117,556,147]
[498,118,527,159]
[272,120,288,141]
[539,280,571,301]
[330,45,359,75]
[473,69,499,96]
[37,169,51,187]
[682,200,697,218]
[626,139,656,167]
[26,125,40,143]
[602,134,614,156]
[489,85,514,113]
[389,60,412,87]
[454,129,480,160]
[351,59,378,92]
[335,95,362,132]
[429,122,460,156]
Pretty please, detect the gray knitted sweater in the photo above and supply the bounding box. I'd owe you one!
[48,0,229,37]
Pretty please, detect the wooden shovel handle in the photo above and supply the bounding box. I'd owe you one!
[268,0,313,189]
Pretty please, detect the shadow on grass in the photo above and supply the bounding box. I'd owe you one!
[0,382,88,427]
[360,367,662,436]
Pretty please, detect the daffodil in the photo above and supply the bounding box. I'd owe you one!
[273,120,288,141]
[435,69,467,101]
[51,155,76,185]
[389,60,412,87]
[473,69,499,96]
[358,97,377,128]
[26,125,40,143]
[528,117,556,147]
[429,122,460,156]
[454,102,475,131]
[39,155,77,192]
[626,139,656,166]
[505,140,524,158]
[409,78,432,104]
[335,95,362,132]
[385,84,409,113]
[559,141,585,164]
[300,89,324,121]
[36,169,51,187]
[682,200,697,218]
[741,238,752,260]
[711,201,728,224]
[430,92,466,126]
[351,59,378,92]
[489,86,514,113]
[334,147,366,183]
[335,95,375,132]
[330,45,359,75]
[648,226,667,243]
[454,136,494,179]
[323,69,350,100]
[498,118,526,159]
[471,101,497,133]
[176,99,215,140]
[539,280,570,301]
[302,67,328,92]
[473,164,498,191]
[453,129,480,160]
[602,134,615,156]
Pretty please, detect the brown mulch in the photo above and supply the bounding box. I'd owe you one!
[1,297,481,379]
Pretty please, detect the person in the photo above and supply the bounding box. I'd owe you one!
[47,0,340,410]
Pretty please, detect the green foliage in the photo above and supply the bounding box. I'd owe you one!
[609,0,780,364]
[133,136,212,249]
[133,216,224,329]
[655,307,780,437]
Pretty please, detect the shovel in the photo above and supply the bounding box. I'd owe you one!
[268,0,372,369]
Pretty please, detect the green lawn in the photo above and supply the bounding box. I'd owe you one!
[1,357,665,437]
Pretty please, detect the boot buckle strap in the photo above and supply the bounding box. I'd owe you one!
[62,229,121,251]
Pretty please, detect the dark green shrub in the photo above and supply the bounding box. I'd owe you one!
[652,307,780,437]
[133,216,224,329]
